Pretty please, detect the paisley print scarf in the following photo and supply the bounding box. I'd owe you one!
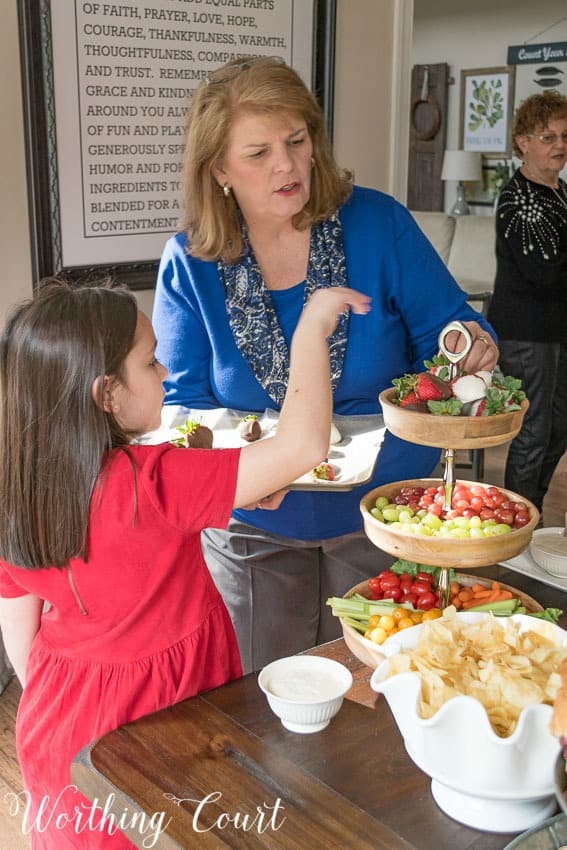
[219,214,349,407]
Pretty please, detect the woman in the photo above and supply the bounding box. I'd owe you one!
[488,90,567,514]
[153,56,498,673]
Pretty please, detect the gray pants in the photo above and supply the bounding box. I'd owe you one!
[498,340,567,512]
[201,519,392,674]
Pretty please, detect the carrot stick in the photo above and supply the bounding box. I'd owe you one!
[471,589,493,600]
[458,589,474,602]
[471,583,486,593]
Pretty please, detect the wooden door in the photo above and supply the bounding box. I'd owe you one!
[407,63,448,211]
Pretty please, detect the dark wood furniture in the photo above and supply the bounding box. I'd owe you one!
[71,565,566,849]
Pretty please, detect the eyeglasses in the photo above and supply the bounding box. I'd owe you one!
[526,132,567,146]
[206,56,286,85]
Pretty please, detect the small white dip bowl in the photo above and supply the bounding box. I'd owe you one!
[530,527,567,578]
[258,655,353,734]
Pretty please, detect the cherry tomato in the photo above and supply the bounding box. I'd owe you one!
[400,592,417,606]
[415,571,434,584]
[398,572,413,583]
[380,575,401,590]
[416,591,437,610]
[378,570,396,580]
[368,577,382,594]
[383,587,402,602]
[412,580,432,596]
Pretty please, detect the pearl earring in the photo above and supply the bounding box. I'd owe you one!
[223,183,231,197]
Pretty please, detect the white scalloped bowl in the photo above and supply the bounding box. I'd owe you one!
[370,613,566,833]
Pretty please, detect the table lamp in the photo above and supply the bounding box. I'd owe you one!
[441,150,482,216]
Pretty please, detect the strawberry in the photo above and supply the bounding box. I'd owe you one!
[415,372,452,402]
[399,391,420,407]
[469,399,486,417]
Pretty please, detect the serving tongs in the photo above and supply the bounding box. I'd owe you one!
[435,321,473,607]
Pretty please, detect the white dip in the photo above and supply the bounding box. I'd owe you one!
[534,534,567,557]
[267,669,342,701]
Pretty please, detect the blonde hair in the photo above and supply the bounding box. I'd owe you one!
[181,57,352,263]
[512,90,567,157]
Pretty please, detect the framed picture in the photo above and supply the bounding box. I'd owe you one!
[18,0,336,290]
[459,67,515,157]
[465,159,514,208]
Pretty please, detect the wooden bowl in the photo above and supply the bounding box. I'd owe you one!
[341,574,543,670]
[360,479,540,568]
[379,388,529,449]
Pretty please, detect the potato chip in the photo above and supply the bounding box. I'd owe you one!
[385,608,567,737]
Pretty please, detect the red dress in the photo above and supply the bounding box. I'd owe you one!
[0,444,243,849]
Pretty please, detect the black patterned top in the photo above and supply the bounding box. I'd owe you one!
[487,169,567,342]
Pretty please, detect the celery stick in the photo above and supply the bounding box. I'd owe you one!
[465,599,519,615]
[341,616,368,634]
[326,596,413,619]
[529,608,562,624]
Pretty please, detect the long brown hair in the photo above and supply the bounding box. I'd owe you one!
[0,278,138,569]
[182,57,353,262]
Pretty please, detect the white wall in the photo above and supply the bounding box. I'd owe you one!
[413,0,567,210]
[0,4,33,321]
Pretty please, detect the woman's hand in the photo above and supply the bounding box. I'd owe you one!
[441,320,498,374]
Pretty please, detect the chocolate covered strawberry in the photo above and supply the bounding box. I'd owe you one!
[171,418,214,449]
[238,414,262,442]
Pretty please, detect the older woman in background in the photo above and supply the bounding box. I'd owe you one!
[153,56,498,674]
[488,90,567,516]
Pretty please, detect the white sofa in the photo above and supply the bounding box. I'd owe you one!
[410,211,496,313]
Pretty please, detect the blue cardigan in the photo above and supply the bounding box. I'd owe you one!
[153,185,495,540]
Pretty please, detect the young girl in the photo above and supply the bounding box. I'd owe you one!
[0,278,370,849]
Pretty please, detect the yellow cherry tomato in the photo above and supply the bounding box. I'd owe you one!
[392,607,408,623]
[369,626,388,645]
[397,617,415,630]
[368,614,382,629]
[422,607,442,621]
[378,614,396,632]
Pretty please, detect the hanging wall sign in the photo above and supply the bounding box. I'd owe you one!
[18,0,335,290]
[507,41,567,114]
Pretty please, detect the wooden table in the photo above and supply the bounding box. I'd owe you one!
[71,565,566,850]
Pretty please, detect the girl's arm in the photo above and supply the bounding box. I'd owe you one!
[233,287,371,509]
[0,594,43,687]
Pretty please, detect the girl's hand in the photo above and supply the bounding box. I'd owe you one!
[241,489,289,511]
[302,287,372,338]
[441,320,498,374]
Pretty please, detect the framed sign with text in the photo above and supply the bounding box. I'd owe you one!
[18,0,336,290]
[459,66,515,157]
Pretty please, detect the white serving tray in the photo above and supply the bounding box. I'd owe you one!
[138,406,386,492]
[500,549,567,593]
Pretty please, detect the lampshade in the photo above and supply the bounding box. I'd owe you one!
[441,150,482,182]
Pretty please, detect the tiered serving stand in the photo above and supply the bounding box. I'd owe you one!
[360,322,539,608]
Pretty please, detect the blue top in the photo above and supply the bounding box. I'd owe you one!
[153,185,496,540]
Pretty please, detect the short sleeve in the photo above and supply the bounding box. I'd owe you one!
[140,443,241,533]
[0,563,31,598]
